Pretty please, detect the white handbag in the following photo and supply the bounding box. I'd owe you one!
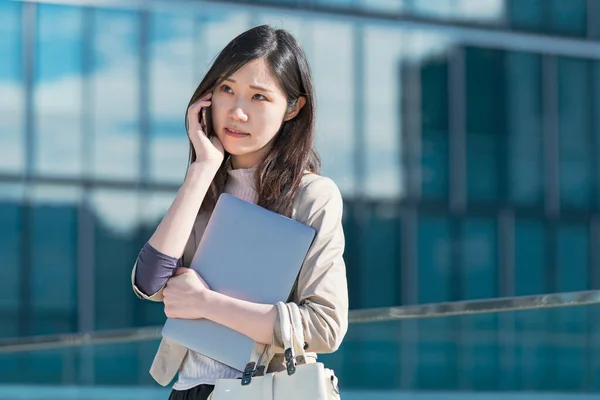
[208,301,341,399]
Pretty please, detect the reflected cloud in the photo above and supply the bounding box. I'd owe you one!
[0,107,24,172]
[140,191,177,225]
[412,0,505,23]
[34,75,82,114]
[0,183,25,201]
[35,118,83,175]
[31,184,81,204]
[150,137,189,182]
[454,0,505,22]
[402,31,454,63]
[90,190,140,236]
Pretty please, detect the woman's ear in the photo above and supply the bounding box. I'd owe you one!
[284,96,306,121]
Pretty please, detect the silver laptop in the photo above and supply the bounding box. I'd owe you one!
[161,193,316,372]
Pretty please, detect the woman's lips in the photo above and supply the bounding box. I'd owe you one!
[224,127,250,138]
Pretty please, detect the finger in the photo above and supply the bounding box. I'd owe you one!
[189,92,212,111]
[187,99,212,128]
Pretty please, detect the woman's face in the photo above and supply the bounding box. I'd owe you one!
[210,58,303,169]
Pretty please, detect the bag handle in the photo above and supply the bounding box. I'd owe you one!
[243,301,305,385]
[278,301,298,375]
[286,302,307,365]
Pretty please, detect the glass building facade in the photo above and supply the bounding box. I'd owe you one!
[1,0,600,393]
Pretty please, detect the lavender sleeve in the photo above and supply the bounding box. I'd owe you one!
[134,242,182,296]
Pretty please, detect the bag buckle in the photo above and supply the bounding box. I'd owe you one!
[241,362,256,386]
[284,348,296,375]
[253,365,266,377]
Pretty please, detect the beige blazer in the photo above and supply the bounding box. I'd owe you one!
[130,173,349,386]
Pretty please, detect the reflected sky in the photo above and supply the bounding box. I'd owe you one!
[0,0,492,198]
[0,0,592,203]
[34,4,83,176]
[0,0,21,81]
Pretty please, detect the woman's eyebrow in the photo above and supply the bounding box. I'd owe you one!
[224,77,273,93]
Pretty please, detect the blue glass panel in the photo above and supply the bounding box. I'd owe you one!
[557,224,589,293]
[34,4,83,176]
[0,0,24,173]
[418,216,451,303]
[509,0,545,31]
[420,55,449,199]
[558,58,593,210]
[148,11,194,183]
[461,217,499,390]
[417,215,456,389]
[514,219,546,296]
[310,20,356,196]
[91,189,141,331]
[29,185,79,331]
[356,0,406,13]
[91,189,143,384]
[341,202,362,311]
[0,184,23,383]
[25,185,79,384]
[0,184,23,339]
[506,52,543,206]
[462,218,498,300]
[91,9,140,180]
[363,26,405,199]
[411,0,504,24]
[513,219,548,390]
[548,0,587,37]
[510,0,587,37]
[360,203,400,308]
[552,224,590,390]
[466,48,505,202]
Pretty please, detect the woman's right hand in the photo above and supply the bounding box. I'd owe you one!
[187,92,224,168]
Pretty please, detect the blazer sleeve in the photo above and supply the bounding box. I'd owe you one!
[131,259,166,302]
[271,176,349,354]
[130,221,198,302]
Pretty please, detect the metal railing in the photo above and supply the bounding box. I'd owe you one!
[2,289,600,353]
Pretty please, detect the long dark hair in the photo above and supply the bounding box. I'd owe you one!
[185,25,321,217]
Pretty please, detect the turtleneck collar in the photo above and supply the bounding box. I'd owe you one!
[224,158,259,204]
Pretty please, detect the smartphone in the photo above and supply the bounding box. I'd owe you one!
[200,106,213,137]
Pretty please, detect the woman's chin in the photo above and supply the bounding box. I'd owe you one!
[222,145,245,156]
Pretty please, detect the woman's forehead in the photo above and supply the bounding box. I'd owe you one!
[225,59,282,92]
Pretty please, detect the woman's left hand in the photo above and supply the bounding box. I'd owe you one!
[163,267,211,319]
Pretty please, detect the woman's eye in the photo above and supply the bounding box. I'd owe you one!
[253,94,266,101]
[221,85,233,94]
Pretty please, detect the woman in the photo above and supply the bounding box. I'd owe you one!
[132,25,348,399]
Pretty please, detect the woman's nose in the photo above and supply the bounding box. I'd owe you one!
[229,106,248,122]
